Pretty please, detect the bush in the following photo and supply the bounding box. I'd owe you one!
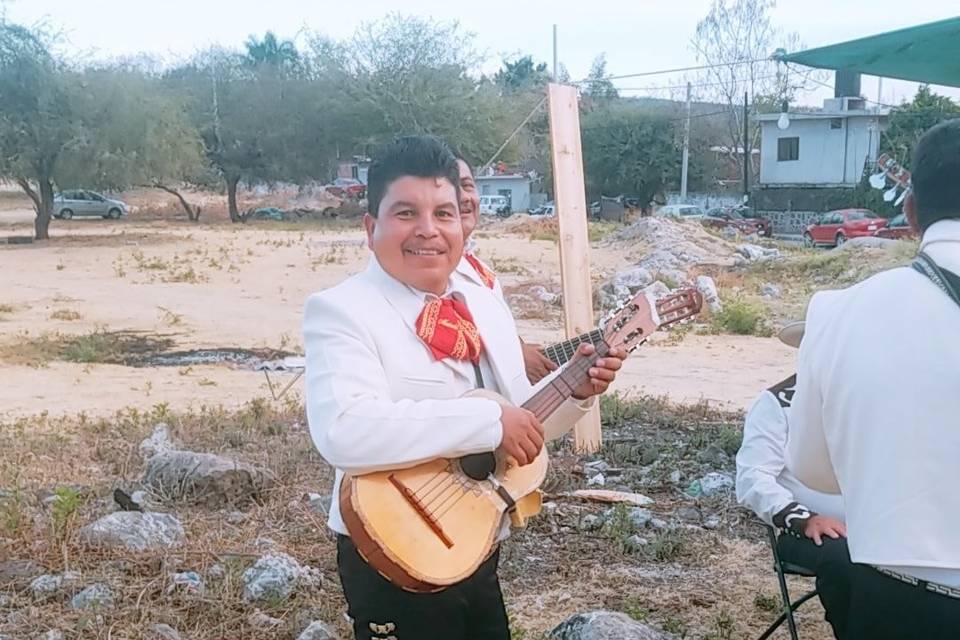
[712,298,773,336]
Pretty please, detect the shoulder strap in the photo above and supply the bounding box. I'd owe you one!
[912,251,960,308]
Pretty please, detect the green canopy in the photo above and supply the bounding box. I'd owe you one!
[777,17,960,88]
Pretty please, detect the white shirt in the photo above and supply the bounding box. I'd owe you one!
[787,219,960,587]
[736,387,845,525]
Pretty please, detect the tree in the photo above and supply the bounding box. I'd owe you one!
[580,104,681,210]
[244,31,300,72]
[883,85,960,168]
[581,54,618,109]
[494,55,550,93]
[690,0,818,187]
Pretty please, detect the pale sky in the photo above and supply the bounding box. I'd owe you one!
[4,0,959,107]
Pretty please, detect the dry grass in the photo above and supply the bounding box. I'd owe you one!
[49,309,83,321]
[0,392,832,639]
[0,330,176,367]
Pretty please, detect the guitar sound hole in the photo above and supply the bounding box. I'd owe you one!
[460,452,496,480]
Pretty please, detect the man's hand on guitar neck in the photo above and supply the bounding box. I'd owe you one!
[498,405,544,467]
[571,343,627,400]
[521,341,558,384]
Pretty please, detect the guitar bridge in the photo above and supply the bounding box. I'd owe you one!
[388,474,454,548]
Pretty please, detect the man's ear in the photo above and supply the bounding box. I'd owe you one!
[904,191,921,234]
[363,213,376,250]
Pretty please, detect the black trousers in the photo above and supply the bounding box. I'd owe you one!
[336,535,510,640]
[776,534,852,639]
[845,564,960,639]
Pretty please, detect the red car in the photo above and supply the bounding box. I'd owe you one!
[874,213,918,240]
[804,209,887,247]
[325,178,366,200]
[702,206,772,237]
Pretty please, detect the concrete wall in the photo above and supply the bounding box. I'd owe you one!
[477,177,532,211]
[752,185,858,235]
[760,116,880,186]
[666,192,743,210]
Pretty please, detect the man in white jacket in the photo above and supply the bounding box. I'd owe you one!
[787,120,960,638]
[304,135,626,640]
[737,322,849,637]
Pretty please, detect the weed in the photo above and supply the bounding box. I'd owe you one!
[646,529,687,562]
[50,486,83,542]
[157,306,184,326]
[621,596,650,622]
[0,303,14,316]
[753,591,779,613]
[0,484,26,537]
[50,309,82,321]
[663,616,687,635]
[712,297,773,336]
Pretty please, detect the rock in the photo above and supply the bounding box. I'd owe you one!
[206,563,227,582]
[550,610,675,639]
[143,449,274,507]
[696,444,728,468]
[703,516,721,530]
[248,610,283,629]
[838,236,897,250]
[623,535,649,552]
[167,571,204,595]
[0,559,43,587]
[580,514,602,531]
[149,624,181,640]
[78,512,184,551]
[586,473,605,487]
[306,492,329,515]
[626,507,653,529]
[129,490,148,509]
[139,423,173,459]
[243,553,321,603]
[668,470,682,485]
[30,571,81,602]
[226,511,248,525]
[0,595,10,608]
[643,281,672,301]
[639,446,659,466]
[584,460,610,474]
[40,632,65,640]
[297,621,338,640]
[650,518,669,530]
[686,472,735,498]
[252,536,279,551]
[70,583,114,610]
[658,268,690,287]
[530,285,561,305]
[695,275,722,313]
[613,266,654,292]
[676,506,701,523]
[760,282,781,299]
[736,243,781,262]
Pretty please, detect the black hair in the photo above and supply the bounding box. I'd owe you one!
[911,118,960,231]
[366,135,460,217]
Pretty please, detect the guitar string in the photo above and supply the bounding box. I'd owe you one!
[412,468,451,495]
[428,484,470,519]
[414,471,457,503]
[418,477,461,511]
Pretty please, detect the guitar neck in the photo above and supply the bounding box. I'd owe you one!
[542,328,605,366]
[522,339,610,422]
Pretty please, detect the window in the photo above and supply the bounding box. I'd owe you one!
[777,137,799,162]
[830,118,843,129]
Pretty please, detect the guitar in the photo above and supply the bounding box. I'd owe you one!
[340,288,703,592]
[873,152,912,206]
[541,291,648,366]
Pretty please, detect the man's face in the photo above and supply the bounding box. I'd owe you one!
[364,175,463,295]
[456,159,480,241]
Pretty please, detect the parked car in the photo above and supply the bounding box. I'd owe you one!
[479,194,511,216]
[702,206,772,237]
[324,178,366,199]
[874,213,917,240]
[530,201,555,217]
[657,204,705,219]
[804,209,888,247]
[53,190,128,219]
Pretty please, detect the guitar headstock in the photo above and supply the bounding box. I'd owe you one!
[601,288,703,353]
[872,153,912,205]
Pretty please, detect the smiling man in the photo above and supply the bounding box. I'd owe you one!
[303,135,626,640]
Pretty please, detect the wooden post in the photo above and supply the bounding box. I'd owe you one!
[546,83,602,453]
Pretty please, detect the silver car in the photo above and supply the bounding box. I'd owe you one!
[54,190,128,219]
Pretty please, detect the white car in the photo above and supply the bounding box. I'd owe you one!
[479,195,510,216]
[658,204,705,219]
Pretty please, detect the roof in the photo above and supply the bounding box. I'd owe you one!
[756,111,886,122]
[476,173,530,181]
[776,17,960,88]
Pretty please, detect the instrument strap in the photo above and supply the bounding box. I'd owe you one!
[912,251,960,309]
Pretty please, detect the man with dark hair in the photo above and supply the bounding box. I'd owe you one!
[787,119,960,638]
[304,135,627,640]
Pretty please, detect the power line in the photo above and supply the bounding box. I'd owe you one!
[614,73,781,93]
[479,96,547,172]
[573,57,772,85]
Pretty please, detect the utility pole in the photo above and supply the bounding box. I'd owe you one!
[552,25,558,82]
[680,81,691,201]
[742,90,750,201]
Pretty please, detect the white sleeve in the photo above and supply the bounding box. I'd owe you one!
[303,293,504,476]
[736,391,796,524]
[786,296,841,494]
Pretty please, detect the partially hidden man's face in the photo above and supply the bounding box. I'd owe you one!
[456,159,480,241]
[364,176,463,296]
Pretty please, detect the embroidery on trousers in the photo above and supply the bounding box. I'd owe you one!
[368,621,397,636]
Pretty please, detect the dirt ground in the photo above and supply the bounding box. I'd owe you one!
[1,188,838,639]
[0,191,796,421]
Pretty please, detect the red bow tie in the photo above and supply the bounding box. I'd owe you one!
[465,253,496,289]
[415,297,484,364]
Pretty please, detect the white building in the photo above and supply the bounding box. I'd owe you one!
[757,97,888,187]
[475,174,535,212]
